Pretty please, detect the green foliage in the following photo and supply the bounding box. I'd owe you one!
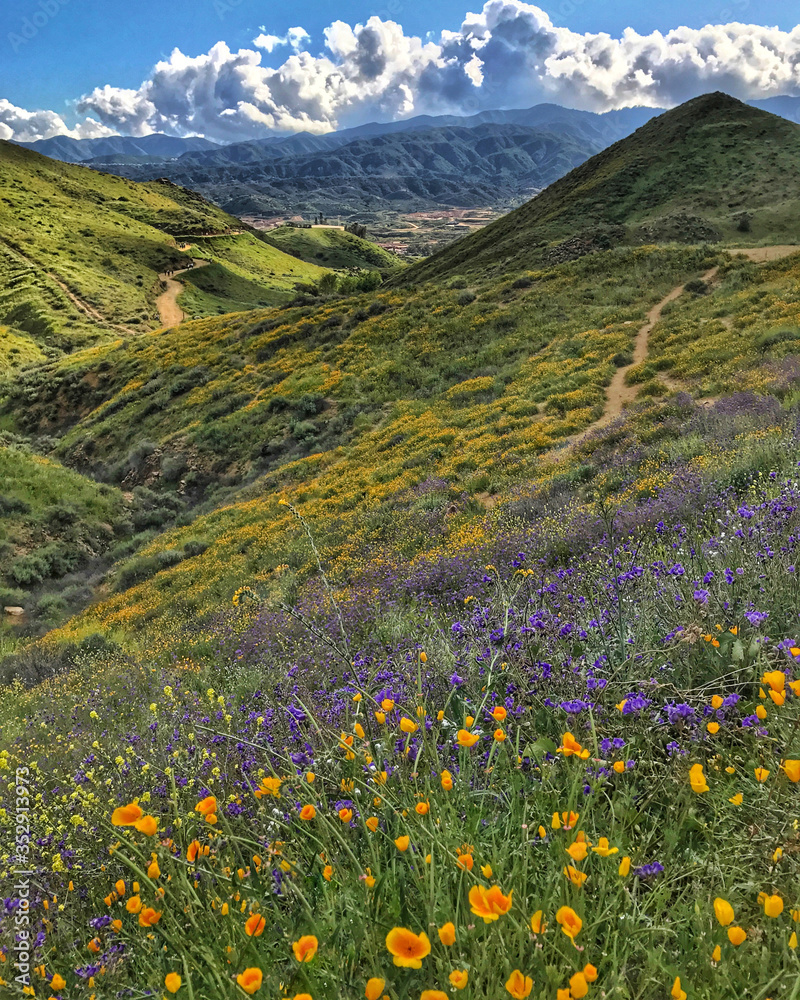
[401,93,800,285]
[263,225,402,272]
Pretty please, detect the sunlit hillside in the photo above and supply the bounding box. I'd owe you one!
[3,93,800,1000]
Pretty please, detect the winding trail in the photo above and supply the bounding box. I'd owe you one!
[599,265,719,426]
[567,245,800,447]
[156,259,209,328]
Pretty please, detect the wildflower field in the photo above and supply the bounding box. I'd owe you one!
[3,386,800,999]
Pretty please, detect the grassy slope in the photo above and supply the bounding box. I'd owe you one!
[0,140,241,334]
[1,245,721,638]
[0,142,335,345]
[0,442,130,619]
[262,226,403,271]
[177,233,328,317]
[401,93,800,284]
[16,246,800,646]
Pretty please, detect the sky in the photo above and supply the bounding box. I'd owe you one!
[0,0,798,142]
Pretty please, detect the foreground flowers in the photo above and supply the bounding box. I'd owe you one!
[385,927,431,968]
[506,969,533,998]
[469,884,513,922]
[237,968,263,994]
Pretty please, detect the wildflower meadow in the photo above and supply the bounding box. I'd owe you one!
[3,391,800,999]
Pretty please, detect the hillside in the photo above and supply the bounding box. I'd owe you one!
[401,93,800,284]
[93,123,604,216]
[6,90,800,999]
[0,244,725,634]
[262,226,402,271]
[0,141,341,353]
[0,139,240,350]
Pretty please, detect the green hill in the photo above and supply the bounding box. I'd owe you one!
[262,225,403,272]
[171,233,328,317]
[4,93,800,640]
[0,243,720,635]
[0,141,331,352]
[401,93,800,284]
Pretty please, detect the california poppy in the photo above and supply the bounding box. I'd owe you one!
[468,884,512,922]
[555,906,582,940]
[236,968,263,994]
[385,927,431,968]
[245,914,266,937]
[138,907,161,927]
[713,898,734,926]
[365,979,385,1000]
[438,922,456,945]
[164,972,182,994]
[111,802,143,826]
[195,795,216,816]
[292,935,319,962]
[505,969,533,999]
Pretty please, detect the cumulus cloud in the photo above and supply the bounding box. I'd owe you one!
[0,98,115,142]
[2,2,800,142]
[253,26,311,53]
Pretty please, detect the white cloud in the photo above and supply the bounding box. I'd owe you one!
[0,98,115,142]
[2,3,800,143]
[253,26,311,53]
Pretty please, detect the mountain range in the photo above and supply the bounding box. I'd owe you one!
[2,90,799,642]
[13,96,797,217]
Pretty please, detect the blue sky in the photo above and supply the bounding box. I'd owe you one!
[2,0,794,111]
[1,0,798,141]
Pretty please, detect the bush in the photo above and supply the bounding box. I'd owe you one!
[292,420,319,444]
[457,290,477,306]
[161,453,188,483]
[0,495,31,515]
[9,554,49,587]
[0,587,25,607]
[756,327,800,353]
[36,594,68,622]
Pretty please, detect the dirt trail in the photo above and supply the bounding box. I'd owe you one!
[598,266,718,426]
[729,245,799,263]
[156,259,209,329]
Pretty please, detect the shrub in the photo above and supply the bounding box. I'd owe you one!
[161,453,188,483]
[9,554,49,587]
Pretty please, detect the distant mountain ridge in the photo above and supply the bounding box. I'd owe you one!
[169,104,662,167]
[10,96,797,166]
[129,122,609,216]
[15,133,222,162]
[400,92,800,284]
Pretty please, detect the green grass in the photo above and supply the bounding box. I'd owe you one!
[0,244,725,639]
[0,440,133,630]
[263,226,403,271]
[0,324,47,371]
[401,94,800,285]
[0,142,338,350]
[177,233,328,317]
